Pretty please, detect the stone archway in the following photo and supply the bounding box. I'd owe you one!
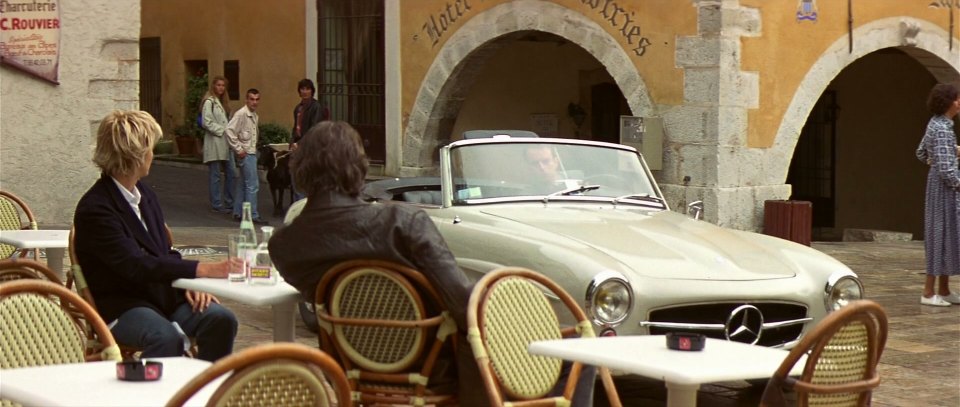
[400,0,653,175]
[764,17,960,185]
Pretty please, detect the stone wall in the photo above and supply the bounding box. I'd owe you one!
[0,0,140,226]
[658,0,776,230]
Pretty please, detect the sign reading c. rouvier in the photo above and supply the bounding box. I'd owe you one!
[0,0,60,84]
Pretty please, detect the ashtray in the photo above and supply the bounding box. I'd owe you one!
[116,359,163,381]
[666,332,705,351]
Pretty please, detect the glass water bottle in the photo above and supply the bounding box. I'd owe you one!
[248,225,276,285]
[239,202,257,246]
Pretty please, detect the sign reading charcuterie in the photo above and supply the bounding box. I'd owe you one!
[0,0,60,84]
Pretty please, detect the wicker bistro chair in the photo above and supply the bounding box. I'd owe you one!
[165,343,352,407]
[0,190,40,261]
[313,260,459,406]
[65,225,196,359]
[467,267,622,407]
[760,300,889,407]
[0,279,122,368]
[0,258,64,284]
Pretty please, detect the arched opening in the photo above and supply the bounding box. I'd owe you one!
[788,47,959,240]
[400,0,651,175]
[449,31,628,142]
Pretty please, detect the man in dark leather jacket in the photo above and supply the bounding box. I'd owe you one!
[271,121,596,406]
[290,78,327,149]
[290,78,327,201]
[270,121,486,404]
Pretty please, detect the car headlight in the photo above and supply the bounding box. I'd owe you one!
[586,271,633,326]
[824,273,864,312]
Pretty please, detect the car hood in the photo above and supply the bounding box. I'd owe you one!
[479,206,798,281]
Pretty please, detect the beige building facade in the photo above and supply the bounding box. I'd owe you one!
[385,0,960,235]
[1,0,142,226]
[3,0,958,235]
[139,0,312,132]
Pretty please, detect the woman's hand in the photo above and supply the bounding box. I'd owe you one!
[185,290,220,313]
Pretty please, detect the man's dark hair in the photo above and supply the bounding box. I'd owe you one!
[246,88,260,97]
[297,78,315,97]
[927,83,959,115]
[290,121,367,197]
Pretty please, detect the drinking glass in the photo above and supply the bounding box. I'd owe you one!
[227,234,248,282]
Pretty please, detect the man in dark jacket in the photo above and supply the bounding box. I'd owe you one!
[270,121,486,403]
[75,110,238,362]
[291,78,327,149]
[271,121,598,406]
[290,78,328,201]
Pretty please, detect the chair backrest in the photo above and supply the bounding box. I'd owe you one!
[761,299,888,407]
[0,279,121,369]
[66,226,97,308]
[0,190,40,259]
[165,343,352,407]
[313,260,458,405]
[0,258,63,284]
[467,267,621,406]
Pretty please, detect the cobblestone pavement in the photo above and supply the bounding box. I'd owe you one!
[167,226,958,407]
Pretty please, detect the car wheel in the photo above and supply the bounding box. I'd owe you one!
[298,301,319,333]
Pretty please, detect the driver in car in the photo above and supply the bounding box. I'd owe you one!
[524,144,572,195]
[525,144,562,182]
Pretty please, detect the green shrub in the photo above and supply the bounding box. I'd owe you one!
[258,122,291,147]
[184,71,209,138]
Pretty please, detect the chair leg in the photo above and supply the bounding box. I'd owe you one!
[599,367,622,407]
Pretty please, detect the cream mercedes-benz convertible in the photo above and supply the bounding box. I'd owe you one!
[303,133,864,348]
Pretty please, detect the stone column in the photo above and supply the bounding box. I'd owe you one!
[659,0,788,231]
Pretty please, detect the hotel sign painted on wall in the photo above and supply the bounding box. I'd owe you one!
[0,0,61,84]
[928,0,960,8]
[418,0,651,57]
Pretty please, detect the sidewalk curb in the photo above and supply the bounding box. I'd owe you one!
[155,155,270,183]
[154,157,206,171]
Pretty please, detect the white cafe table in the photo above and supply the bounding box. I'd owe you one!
[528,335,804,407]
[0,357,221,407]
[173,278,301,342]
[0,229,69,273]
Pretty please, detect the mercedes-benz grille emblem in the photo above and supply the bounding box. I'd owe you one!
[724,305,764,345]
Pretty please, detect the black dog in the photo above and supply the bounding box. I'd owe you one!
[257,145,294,217]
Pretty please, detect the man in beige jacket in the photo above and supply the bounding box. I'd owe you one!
[225,88,266,224]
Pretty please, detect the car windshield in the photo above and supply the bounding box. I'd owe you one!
[449,141,660,204]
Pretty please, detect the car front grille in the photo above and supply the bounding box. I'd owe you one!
[644,302,809,347]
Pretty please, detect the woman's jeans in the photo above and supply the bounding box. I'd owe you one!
[232,153,260,219]
[207,155,236,211]
[110,303,238,362]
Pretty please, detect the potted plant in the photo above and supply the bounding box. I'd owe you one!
[174,124,198,156]
[175,70,209,157]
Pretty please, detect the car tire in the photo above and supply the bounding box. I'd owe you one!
[299,301,319,333]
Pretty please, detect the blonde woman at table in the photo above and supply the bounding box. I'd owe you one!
[74,110,239,362]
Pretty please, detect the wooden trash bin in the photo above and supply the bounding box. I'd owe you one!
[763,200,812,246]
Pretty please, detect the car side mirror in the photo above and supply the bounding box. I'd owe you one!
[687,200,703,220]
